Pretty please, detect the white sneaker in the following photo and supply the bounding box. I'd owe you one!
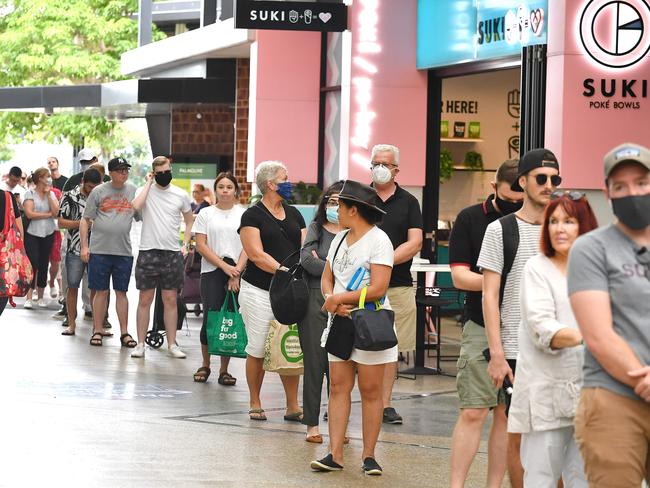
[168,344,186,359]
[23,299,33,309]
[49,286,57,299]
[131,343,146,358]
[38,299,48,309]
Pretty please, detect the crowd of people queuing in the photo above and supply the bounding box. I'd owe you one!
[0,141,649,484]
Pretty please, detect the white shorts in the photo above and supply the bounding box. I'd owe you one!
[239,279,274,358]
[328,345,398,365]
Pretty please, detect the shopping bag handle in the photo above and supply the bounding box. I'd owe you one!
[357,286,382,310]
[220,290,239,312]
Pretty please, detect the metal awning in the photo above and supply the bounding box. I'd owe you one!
[0,60,236,119]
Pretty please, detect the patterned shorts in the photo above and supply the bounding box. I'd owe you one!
[135,249,185,290]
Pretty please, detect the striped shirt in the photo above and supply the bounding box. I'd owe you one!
[476,216,541,359]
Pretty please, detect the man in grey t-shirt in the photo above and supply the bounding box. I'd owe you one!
[568,143,650,488]
[477,148,561,488]
[80,157,138,349]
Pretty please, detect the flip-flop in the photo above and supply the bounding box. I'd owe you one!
[217,372,236,386]
[249,408,267,421]
[305,434,323,444]
[193,367,211,383]
[284,411,304,422]
[61,329,75,336]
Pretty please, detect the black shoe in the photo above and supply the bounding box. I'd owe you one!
[84,311,93,321]
[323,411,328,422]
[62,317,69,327]
[103,317,112,329]
[382,407,403,424]
[310,454,343,472]
[52,306,67,320]
[362,457,382,476]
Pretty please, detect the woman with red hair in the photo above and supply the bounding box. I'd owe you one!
[507,192,598,487]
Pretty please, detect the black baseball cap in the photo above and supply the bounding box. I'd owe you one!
[511,148,560,192]
[107,157,131,172]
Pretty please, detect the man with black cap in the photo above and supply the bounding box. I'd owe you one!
[477,148,561,488]
[568,143,650,488]
[79,157,138,349]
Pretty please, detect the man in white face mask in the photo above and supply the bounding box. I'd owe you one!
[370,144,423,425]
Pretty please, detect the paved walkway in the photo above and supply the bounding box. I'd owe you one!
[2,292,501,487]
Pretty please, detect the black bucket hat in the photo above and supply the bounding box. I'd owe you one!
[511,148,560,192]
[338,180,386,215]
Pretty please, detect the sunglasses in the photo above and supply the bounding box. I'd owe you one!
[550,190,585,201]
[533,174,562,186]
[635,247,650,281]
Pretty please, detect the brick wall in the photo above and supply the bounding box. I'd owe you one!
[234,58,252,203]
[171,103,235,162]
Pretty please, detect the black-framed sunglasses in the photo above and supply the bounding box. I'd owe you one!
[550,190,585,201]
[635,247,650,281]
[534,174,562,186]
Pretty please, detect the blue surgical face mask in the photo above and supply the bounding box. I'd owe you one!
[326,206,339,224]
[276,181,293,200]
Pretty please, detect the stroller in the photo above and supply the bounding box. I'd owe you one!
[144,248,202,349]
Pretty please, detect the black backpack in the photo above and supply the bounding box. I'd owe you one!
[498,213,520,308]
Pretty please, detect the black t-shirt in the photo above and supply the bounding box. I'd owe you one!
[52,175,68,192]
[0,190,21,230]
[62,171,110,192]
[448,195,502,326]
[238,201,306,291]
[376,185,423,287]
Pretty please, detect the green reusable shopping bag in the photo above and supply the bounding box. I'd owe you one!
[207,291,248,358]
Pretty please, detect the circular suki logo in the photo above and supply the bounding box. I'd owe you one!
[580,0,650,68]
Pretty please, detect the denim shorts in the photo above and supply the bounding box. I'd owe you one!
[65,253,86,289]
[88,254,134,292]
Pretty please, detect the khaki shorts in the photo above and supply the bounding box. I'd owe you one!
[456,320,504,409]
[575,387,650,488]
[387,286,416,353]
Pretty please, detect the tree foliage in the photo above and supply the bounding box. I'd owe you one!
[0,0,155,155]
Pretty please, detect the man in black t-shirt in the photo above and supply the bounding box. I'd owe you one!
[447,160,522,488]
[370,144,423,425]
[47,157,68,192]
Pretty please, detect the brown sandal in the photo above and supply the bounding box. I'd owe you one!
[89,332,103,346]
[193,367,211,383]
[217,371,236,386]
[120,333,137,348]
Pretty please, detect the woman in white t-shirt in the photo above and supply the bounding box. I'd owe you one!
[192,173,247,385]
[310,180,396,476]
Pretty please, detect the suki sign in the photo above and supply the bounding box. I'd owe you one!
[579,0,650,110]
[235,0,348,32]
[417,0,548,69]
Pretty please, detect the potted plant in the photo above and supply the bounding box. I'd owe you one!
[463,151,484,170]
[440,148,454,181]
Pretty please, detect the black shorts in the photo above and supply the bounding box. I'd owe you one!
[135,249,185,290]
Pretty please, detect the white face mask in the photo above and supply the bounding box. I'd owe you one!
[371,164,392,185]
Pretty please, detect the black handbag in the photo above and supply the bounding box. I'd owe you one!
[352,287,397,351]
[269,250,309,324]
[324,314,355,360]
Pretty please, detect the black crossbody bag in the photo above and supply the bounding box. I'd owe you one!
[324,231,355,360]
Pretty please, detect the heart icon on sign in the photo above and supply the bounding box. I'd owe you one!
[529,9,544,36]
[319,12,332,23]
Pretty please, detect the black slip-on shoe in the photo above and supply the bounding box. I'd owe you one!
[362,457,383,476]
[310,454,343,472]
[382,407,403,424]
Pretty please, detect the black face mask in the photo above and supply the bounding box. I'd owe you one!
[611,194,650,230]
[155,170,172,187]
[495,193,523,215]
